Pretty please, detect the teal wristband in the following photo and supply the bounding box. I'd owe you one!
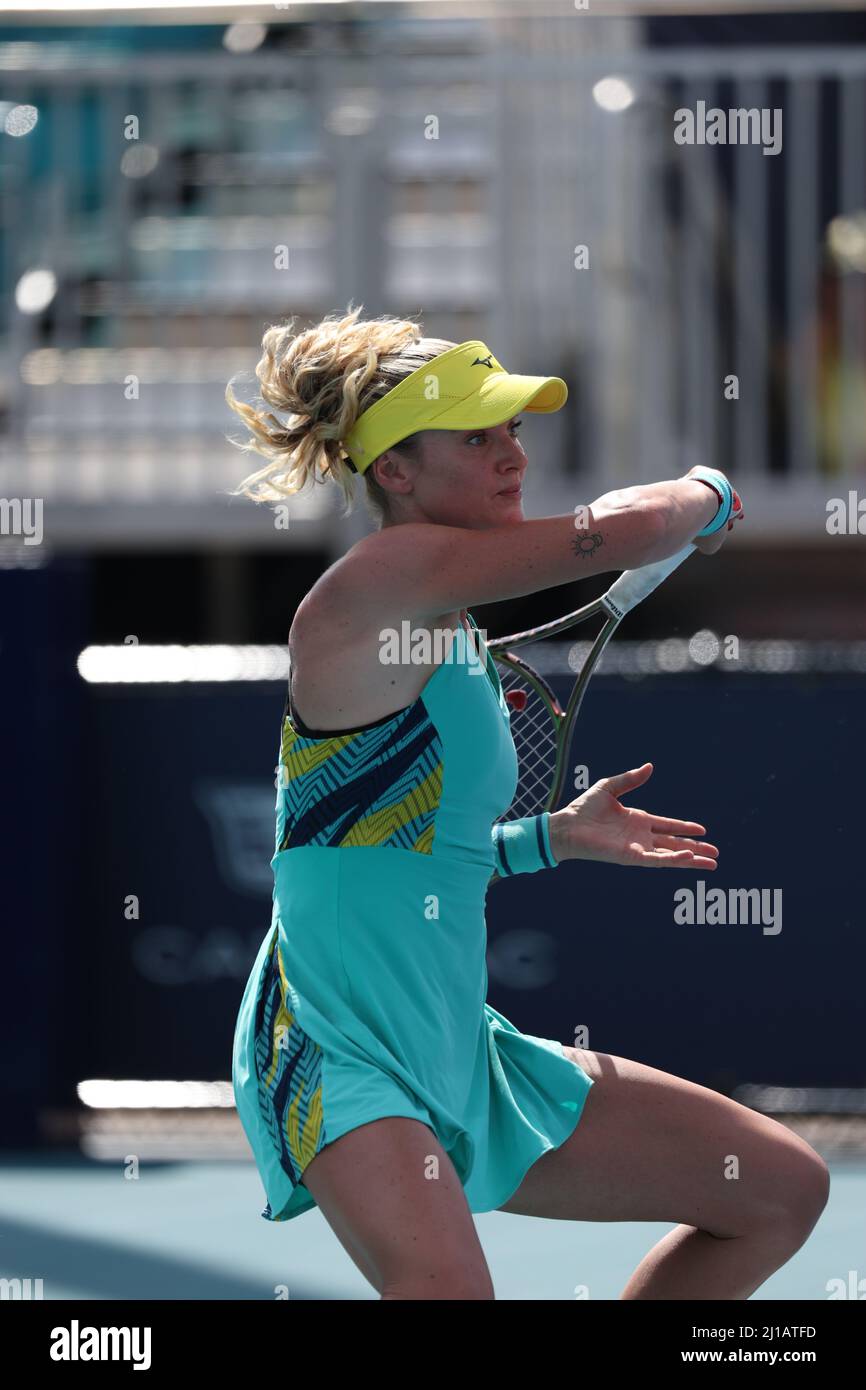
[689,466,734,537]
[491,812,558,876]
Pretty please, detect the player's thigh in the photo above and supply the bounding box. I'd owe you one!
[499,1049,829,1235]
[299,1116,494,1298]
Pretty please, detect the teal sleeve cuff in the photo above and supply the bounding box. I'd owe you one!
[689,465,734,536]
[491,813,558,876]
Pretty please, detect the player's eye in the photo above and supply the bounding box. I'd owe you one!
[466,418,523,446]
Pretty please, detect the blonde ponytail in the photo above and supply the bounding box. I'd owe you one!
[225,303,455,523]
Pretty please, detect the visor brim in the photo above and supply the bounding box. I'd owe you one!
[425,373,567,430]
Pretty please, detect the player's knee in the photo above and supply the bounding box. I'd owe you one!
[778,1150,830,1235]
[750,1144,830,1245]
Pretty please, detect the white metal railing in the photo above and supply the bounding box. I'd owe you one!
[0,28,863,543]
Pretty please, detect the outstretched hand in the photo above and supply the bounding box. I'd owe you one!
[549,763,719,869]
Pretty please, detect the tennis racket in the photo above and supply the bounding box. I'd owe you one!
[484,543,696,824]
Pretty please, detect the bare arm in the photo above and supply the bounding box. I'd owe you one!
[328,477,720,621]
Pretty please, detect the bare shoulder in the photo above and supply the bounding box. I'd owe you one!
[296,523,443,635]
[288,544,459,733]
[327,522,451,624]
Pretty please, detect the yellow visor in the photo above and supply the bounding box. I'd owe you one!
[342,339,567,474]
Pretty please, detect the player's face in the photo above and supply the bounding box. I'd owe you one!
[378,419,528,530]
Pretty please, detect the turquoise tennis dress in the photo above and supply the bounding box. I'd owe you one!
[232,611,594,1223]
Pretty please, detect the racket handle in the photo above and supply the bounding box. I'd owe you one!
[600,543,695,619]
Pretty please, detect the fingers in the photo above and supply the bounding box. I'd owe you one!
[667,853,718,868]
[652,832,718,852]
[647,816,707,835]
[603,763,653,792]
[634,847,719,868]
[652,835,719,858]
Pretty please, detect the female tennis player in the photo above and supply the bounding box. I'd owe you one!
[227,306,828,1301]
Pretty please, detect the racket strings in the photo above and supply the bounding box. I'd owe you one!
[496,661,560,819]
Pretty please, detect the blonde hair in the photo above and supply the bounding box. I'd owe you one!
[224,303,456,525]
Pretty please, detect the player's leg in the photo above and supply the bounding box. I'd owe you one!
[498,1048,830,1300]
[299,1116,495,1300]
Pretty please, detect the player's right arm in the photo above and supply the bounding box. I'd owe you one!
[324,475,726,622]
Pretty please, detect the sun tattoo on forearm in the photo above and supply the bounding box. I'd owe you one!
[572,531,604,559]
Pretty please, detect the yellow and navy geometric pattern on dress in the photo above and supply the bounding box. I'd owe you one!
[262,653,475,1209]
[277,694,445,854]
[254,930,326,1219]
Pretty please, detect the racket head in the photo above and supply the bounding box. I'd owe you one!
[491,610,621,822]
[492,649,566,819]
[487,547,695,838]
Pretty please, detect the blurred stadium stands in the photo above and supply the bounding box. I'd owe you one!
[0,4,863,561]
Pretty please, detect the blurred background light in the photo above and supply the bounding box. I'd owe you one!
[3,101,39,136]
[592,75,636,112]
[15,268,57,314]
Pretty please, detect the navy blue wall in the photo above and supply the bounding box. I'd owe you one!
[3,558,90,1141]
[73,670,866,1096]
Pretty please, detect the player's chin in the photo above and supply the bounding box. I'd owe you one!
[490,488,524,519]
